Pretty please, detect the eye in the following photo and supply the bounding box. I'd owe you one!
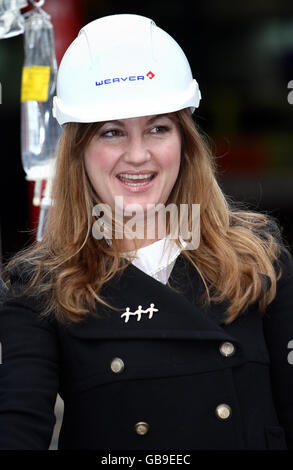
[101,129,123,138]
[150,125,170,134]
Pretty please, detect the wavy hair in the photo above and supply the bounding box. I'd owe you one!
[3,109,289,324]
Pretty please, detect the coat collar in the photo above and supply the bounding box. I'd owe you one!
[67,254,236,344]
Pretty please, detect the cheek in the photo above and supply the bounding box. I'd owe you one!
[160,140,181,175]
[84,145,112,181]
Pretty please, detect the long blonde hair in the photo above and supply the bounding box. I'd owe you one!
[3,109,288,324]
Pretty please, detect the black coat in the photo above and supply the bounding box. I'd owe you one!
[0,248,293,450]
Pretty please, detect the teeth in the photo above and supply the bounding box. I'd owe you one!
[123,181,150,186]
[118,173,154,180]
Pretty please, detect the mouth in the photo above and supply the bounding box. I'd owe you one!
[116,172,157,185]
[115,172,157,193]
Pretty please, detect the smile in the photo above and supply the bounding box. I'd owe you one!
[116,172,157,192]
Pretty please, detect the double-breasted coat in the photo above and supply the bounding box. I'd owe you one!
[0,246,293,450]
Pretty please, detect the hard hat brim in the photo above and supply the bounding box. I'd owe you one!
[53,80,201,126]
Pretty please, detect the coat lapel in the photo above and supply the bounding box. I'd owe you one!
[68,254,237,344]
[168,253,229,326]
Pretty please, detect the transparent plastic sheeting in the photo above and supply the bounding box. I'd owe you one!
[21,7,61,181]
[0,0,28,38]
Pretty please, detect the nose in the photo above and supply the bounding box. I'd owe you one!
[123,132,151,165]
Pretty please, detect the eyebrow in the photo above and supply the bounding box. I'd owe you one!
[102,114,174,127]
[146,114,173,124]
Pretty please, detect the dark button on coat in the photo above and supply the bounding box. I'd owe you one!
[0,248,293,450]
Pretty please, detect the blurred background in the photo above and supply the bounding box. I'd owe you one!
[0,0,293,265]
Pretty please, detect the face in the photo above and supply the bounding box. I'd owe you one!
[84,113,182,215]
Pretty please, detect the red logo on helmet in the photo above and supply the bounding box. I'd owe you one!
[146,71,155,79]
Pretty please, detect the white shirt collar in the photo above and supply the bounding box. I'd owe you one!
[123,235,187,283]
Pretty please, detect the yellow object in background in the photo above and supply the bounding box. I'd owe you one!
[21,65,50,102]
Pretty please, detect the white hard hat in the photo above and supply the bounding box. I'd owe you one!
[53,14,201,125]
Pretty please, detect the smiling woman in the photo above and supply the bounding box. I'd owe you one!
[1,13,293,451]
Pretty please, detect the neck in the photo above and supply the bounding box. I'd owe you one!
[117,236,161,253]
[102,209,171,252]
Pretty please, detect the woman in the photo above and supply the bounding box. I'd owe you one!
[0,13,293,450]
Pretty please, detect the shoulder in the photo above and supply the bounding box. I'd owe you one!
[0,262,57,330]
[263,218,293,281]
[240,214,292,276]
[261,219,293,307]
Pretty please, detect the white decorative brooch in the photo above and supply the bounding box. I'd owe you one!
[121,303,158,323]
